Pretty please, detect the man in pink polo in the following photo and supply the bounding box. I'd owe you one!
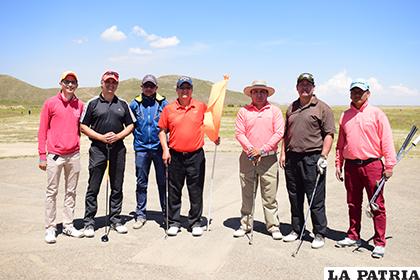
[234,80,285,240]
[38,71,85,243]
[335,79,396,258]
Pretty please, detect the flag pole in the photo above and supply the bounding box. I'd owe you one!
[206,143,218,231]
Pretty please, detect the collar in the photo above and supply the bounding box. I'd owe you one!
[134,92,165,103]
[58,91,76,102]
[245,102,271,111]
[350,100,369,112]
[99,93,118,103]
[176,98,196,110]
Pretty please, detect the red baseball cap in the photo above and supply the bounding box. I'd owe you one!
[102,70,119,82]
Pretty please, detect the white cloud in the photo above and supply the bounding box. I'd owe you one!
[132,25,180,48]
[128,48,152,55]
[389,85,419,97]
[317,70,352,97]
[101,25,127,42]
[73,37,88,44]
[149,36,180,48]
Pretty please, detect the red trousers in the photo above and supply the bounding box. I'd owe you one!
[344,160,386,246]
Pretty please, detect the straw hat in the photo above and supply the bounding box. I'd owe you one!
[243,80,275,97]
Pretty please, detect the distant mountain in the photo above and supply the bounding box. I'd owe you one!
[0,74,250,106]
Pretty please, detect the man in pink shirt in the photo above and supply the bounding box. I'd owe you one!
[335,79,396,258]
[38,71,85,243]
[234,80,285,240]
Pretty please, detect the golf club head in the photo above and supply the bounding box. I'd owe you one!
[370,202,379,211]
[101,234,109,242]
[291,253,297,258]
[365,207,374,218]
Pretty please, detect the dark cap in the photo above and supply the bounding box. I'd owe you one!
[297,73,315,85]
[142,74,158,86]
[176,76,193,88]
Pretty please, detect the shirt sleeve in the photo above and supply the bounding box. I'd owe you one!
[158,107,168,130]
[37,99,51,161]
[321,104,336,137]
[335,113,346,169]
[378,110,397,172]
[235,108,253,151]
[123,101,136,126]
[262,106,284,152]
[80,100,94,126]
[129,100,138,125]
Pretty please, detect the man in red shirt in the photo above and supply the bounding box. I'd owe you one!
[335,79,396,258]
[158,76,219,237]
[38,71,84,243]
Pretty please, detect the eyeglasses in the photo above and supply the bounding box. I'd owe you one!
[62,80,78,86]
[178,86,192,90]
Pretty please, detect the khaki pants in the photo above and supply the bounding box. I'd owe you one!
[239,152,279,232]
[45,152,80,230]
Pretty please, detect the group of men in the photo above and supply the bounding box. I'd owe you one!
[38,71,396,259]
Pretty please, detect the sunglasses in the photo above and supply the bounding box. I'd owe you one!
[103,71,119,78]
[62,80,78,86]
[178,86,192,90]
[142,83,156,89]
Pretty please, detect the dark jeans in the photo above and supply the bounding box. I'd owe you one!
[84,143,126,227]
[134,149,166,219]
[284,151,327,236]
[168,148,205,229]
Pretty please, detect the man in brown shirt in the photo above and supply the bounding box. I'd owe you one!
[280,73,335,249]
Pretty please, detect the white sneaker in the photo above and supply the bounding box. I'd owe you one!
[83,226,95,238]
[271,230,283,240]
[335,237,362,248]
[311,234,325,249]
[44,228,56,244]
[112,223,128,234]
[283,231,299,242]
[233,228,249,238]
[132,218,146,229]
[63,226,84,238]
[371,246,385,258]
[167,226,180,236]
[192,226,204,237]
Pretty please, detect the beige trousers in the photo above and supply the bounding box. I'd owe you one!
[45,152,80,230]
[239,152,279,232]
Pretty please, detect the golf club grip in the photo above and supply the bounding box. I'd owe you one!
[397,126,417,156]
[413,135,420,146]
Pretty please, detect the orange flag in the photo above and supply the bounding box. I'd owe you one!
[204,75,229,142]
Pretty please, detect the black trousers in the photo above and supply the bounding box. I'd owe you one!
[168,148,205,229]
[84,143,126,227]
[284,151,327,236]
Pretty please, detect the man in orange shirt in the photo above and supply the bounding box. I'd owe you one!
[158,76,219,237]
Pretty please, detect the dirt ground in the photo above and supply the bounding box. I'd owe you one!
[0,139,419,280]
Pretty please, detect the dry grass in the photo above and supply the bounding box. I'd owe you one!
[0,105,419,157]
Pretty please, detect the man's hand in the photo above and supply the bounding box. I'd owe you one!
[105,132,119,144]
[317,155,328,175]
[162,149,171,166]
[279,153,286,169]
[335,167,344,182]
[383,170,393,180]
[214,137,221,146]
[39,160,47,171]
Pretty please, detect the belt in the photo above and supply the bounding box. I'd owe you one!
[170,148,203,157]
[346,158,380,165]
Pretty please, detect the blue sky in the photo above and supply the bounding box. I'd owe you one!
[1,0,420,105]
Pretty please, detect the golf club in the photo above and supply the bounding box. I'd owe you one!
[365,127,419,217]
[164,164,169,239]
[248,168,258,245]
[101,144,111,242]
[292,171,323,257]
[206,144,217,231]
